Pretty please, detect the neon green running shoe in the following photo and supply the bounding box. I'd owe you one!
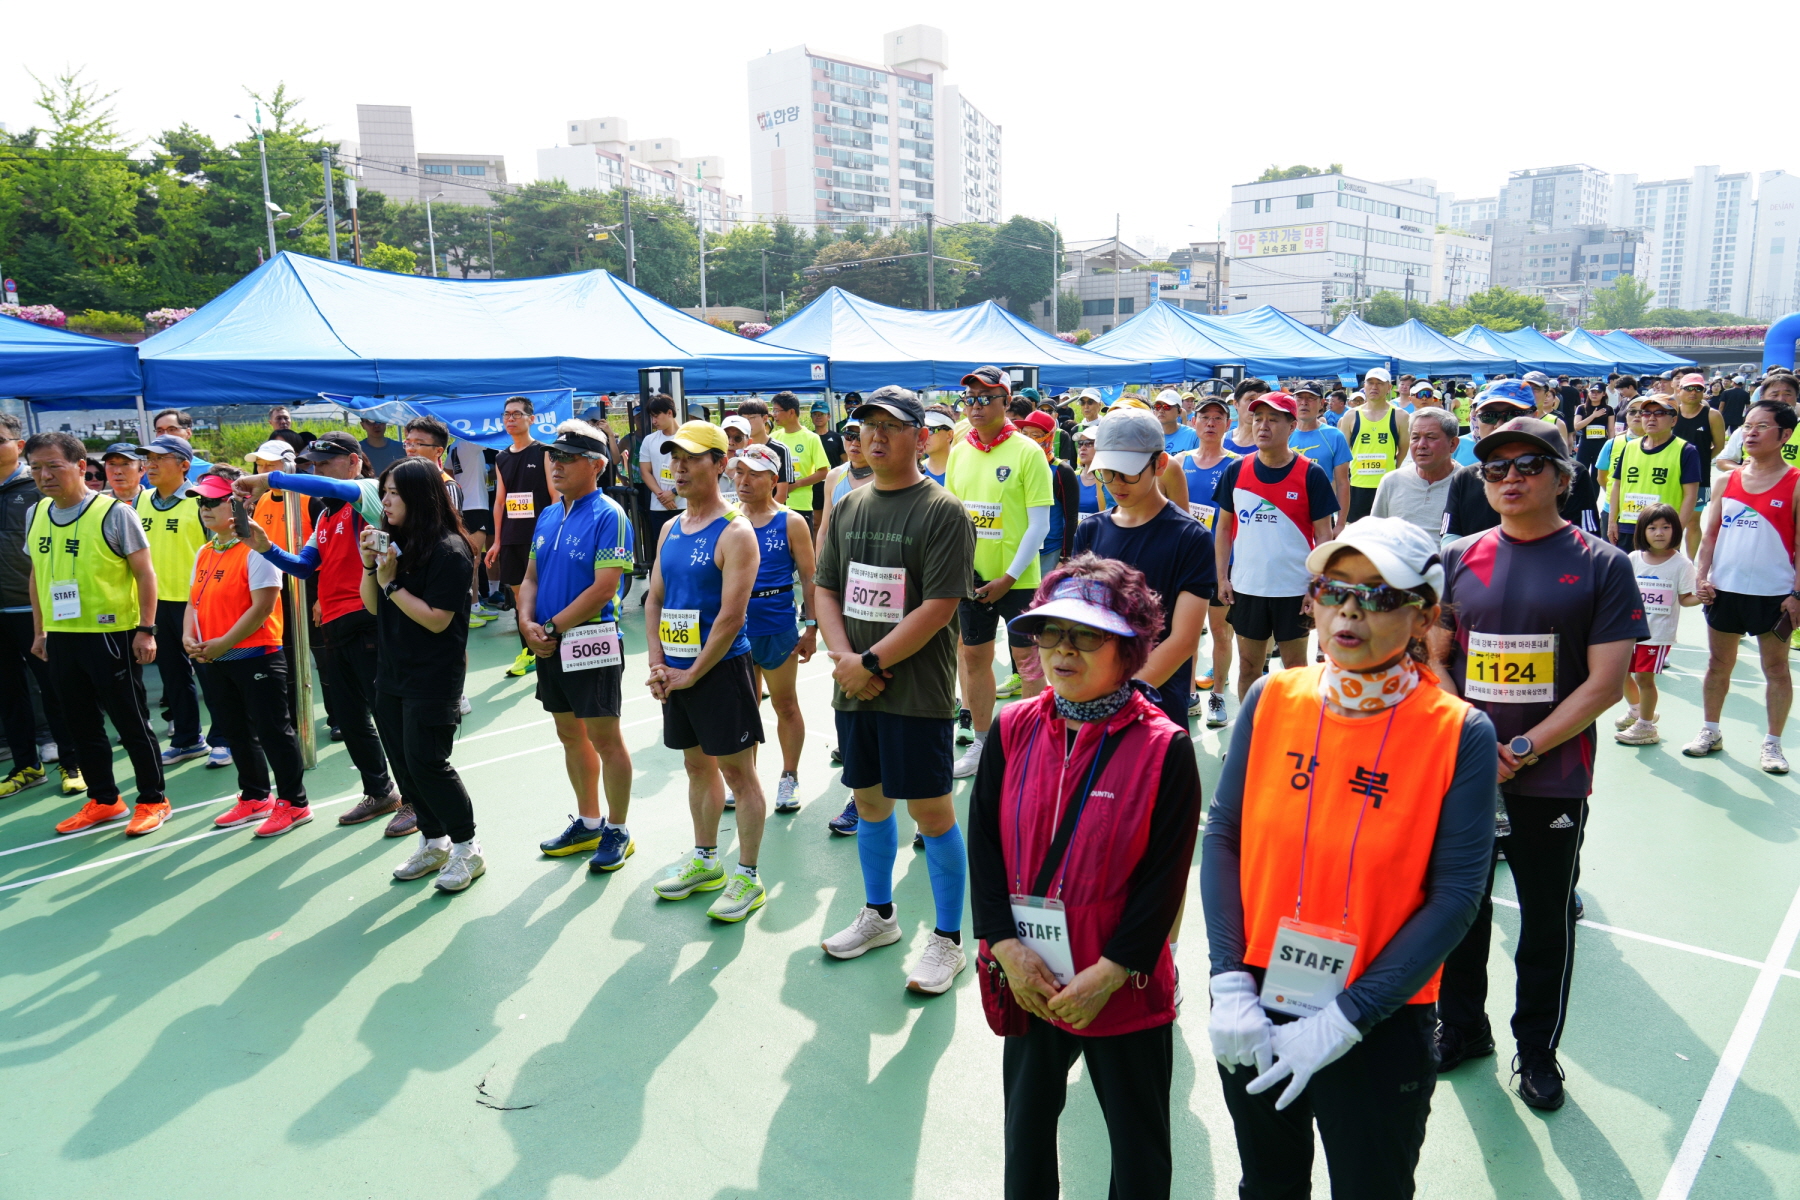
[995,673,1023,698]
[505,647,537,678]
[653,854,727,900]
[707,872,766,922]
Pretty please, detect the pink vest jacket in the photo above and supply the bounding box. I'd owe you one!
[995,687,1185,1037]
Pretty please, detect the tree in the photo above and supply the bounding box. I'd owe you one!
[1632,306,1760,328]
[16,71,140,269]
[365,243,417,273]
[959,215,1058,319]
[1057,290,1081,332]
[1256,163,1344,183]
[1585,274,1655,329]
[1462,286,1557,331]
[1359,291,1425,327]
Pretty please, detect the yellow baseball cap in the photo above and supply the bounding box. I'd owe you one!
[1111,396,1153,411]
[669,420,727,455]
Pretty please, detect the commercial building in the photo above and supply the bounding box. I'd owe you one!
[1448,196,1499,236]
[1499,165,1612,230]
[536,118,742,234]
[746,25,1002,234]
[1746,169,1800,320]
[352,104,508,208]
[1433,231,1492,307]
[1610,167,1754,314]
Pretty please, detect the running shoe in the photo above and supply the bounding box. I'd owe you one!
[1681,728,1725,758]
[1573,891,1585,921]
[59,765,85,796]
[827,798,860,836]
[723,791,735,810]
[393,839,450,880]
[38,741,58,763]
[1513,1047,1566,1111]
[254,800,312,838]
[467,610,492,629]
[1614,719,1660,745]
[160,742,209,767]
[706,872,766,922]
[775,774,801,813]
[0,765,46,798]
[822,905,901,959]
[1195,665,1215,692]
[1614,707,1641,732]
[540,816,603,857]
[1434,1021,1495,1073]
[205,745,233,769]
[952,738,984,779]
[55,798,127,834]
[653,854,727,900]
[458,695,473,716]
[384,802,418,837]
[1188,691,1203,716]
[829,743,843,765]
[1205,692,1228,729]
[588,826,634,872]
[125,799,173,836]
[995,673,1023,698]
[1760,742,1790,774]
[214,795,274,828]
[338,790,401,826]
[435,843,486,892]
[329,726,345,743]
[905,932,967,995]
[956,707,974,746]
[471,600,500,619]
[912,831,924,850]
[505,648,537,678]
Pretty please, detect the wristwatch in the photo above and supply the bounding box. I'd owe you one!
[802,618,818,627]
[542,619,558,637]
[383,579,402,597]
[861,649,882,674]
[1509,735,1535,759]
[134,625,155,635]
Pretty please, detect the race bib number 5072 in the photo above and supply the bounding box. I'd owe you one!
[844,562,906,624]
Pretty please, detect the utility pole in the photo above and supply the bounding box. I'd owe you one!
[486,211,496,278]
[1050,217,1060,332]
[697,165,708,320]
[321,146,339,262]
[623,189,636,287]
[346,175,362,266]
[926,212,936,309]
[254,104,276,259]
[1356,216,1370,314]
[1112,213,1121,327]
[761,248,769,318]
[425,191,441,278]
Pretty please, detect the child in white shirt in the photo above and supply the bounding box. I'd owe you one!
[1616,503,1701,744]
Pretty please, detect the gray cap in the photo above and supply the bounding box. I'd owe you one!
[1521,370,1553,389]
[1092,408,1164,474]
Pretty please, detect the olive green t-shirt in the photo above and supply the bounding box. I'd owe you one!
[815,477,975,719]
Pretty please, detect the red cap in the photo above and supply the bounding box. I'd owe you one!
[1248,391,1299,419]
[185,474,235,499]
[1020,410,1057,435]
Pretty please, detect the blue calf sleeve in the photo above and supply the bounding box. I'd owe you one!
[922,823,967,933]
[857,812,898,906]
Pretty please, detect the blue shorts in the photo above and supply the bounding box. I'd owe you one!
[749,624,800,670]
[835,709,954,801]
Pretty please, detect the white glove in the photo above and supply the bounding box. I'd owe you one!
[1245,999,1363,1111]
[1207,971,1274,1075]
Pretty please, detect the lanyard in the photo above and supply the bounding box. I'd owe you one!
[1011,719,1110,900]
[1292,700,1399,927]
[191,538,243,641]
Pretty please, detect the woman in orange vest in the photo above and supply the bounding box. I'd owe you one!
[181,468,311,838]
[1202,517,1496,1197]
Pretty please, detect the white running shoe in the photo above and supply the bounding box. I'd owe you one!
[952,738,985,779]
[653,854,726,900]
[822,905,901,959]
[458,695,473,716]
[905,931,967,995]
[1614,707,1641,732]
[1681,727,1725,758]
[775,774,801,813]
[1206,692,1228,729]
[394,839,451,880]
[434,843,486,892]
[1759,742,1790,774]
[1614,719,1660,746]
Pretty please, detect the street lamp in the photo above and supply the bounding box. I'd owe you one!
[235,106,278,259]
[425,191,444,278]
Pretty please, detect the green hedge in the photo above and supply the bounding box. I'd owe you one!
[66,310,146,334]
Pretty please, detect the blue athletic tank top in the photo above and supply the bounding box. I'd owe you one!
[1078,473,1101,515]
[659,510,751,667]
[831,467,858,505]
[1222,432,1258,458]
[746,507,798,636]
[923,464,945,486]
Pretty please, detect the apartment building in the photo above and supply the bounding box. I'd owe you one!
[536,118,742,234]
[352,104,507,208]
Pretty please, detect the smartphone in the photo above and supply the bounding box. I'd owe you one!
[230,499,255,541]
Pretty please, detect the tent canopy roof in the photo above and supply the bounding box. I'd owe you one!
[1327,314,1516,376]
[1594,328,1698,371]
[1088,302,1387,381]
[760,287,1147,390]
[137,251,827,404]
[1455,324,1615,375]
[0,313,142,404]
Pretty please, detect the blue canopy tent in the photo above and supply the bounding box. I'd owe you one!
[1177,305,1389,379]
[1592,329,1697,372]
[758,287,1148,391]
[1554,327,1677,374]
[0,313,143,415]
[136,251,828,404]
[1326,314,1516,378]
[1454,324,1615,375]
[1083,301,1262,382]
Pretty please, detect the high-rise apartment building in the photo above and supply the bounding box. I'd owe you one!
[1499,165,1611,230]
[1448,196,1499,236]
[352,104,507,208]
[1746,169,1800,320]
[747,25,1002,233]
[1610,167,1753,313]
[537,118,742,234]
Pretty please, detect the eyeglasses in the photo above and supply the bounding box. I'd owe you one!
[196,496,230,509]
[502,409,531,419]
[1094,455,1158,485]
[547,449,595,464]
[1477,453,1556,482]
[1308,576,1426,613]
[1031,623,1113,652]
[861,420,912,437]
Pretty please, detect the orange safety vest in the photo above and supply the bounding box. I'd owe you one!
[1237,664,1471,1005]
[189,539,283,651]
[253,490,316,553]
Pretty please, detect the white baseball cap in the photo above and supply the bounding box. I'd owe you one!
[722,414,752,436]
[1306,516,1445,595]
[1364,367,1393,384]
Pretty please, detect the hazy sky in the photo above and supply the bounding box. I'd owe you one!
[5,0,1786,253]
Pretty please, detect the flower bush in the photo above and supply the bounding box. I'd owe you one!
[67,310,145,334]
[0,303,67,327]
[145,307,197,333]
[738,322,772,338]
[1573,324,1768,344]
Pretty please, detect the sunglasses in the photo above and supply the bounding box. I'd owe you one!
[1308,577,1426,613]
[1094,455,1159,486]
[196,495,231,509]
[842,428,862,440]
[547,449,596,464]
[1031,623,1114,652]
[965,393,1005,407]
[1477,453,1556,482]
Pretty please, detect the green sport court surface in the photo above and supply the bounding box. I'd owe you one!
[1,601,1796,1199]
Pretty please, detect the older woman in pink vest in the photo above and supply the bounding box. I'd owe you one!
[969,552,1203,1200]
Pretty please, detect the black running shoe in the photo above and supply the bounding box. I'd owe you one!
[827,798,860,836]
[1513,1046,1566,1111]
[1435,1021,1495,1073]
[956,707,974,746]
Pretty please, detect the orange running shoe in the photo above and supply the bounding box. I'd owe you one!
[55,798,128,835]
[125,799,173,836]
[253,800,312,838]
[214,795,274,829]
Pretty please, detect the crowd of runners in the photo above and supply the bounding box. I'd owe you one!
[1,357,1795,1197]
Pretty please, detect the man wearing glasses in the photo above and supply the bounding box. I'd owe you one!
[1608,394,1700,553]
[945,366,1055,779]
[1429,416,1642,1113]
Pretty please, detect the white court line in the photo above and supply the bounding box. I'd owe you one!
[1493,896,1800,981]
[1657,879,1800,1199]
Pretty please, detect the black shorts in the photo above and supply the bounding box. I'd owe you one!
[1347,488,1377,522]
[959,582,1035,647]
[1228,593,1309,643]
[536,652,623,719]
[663,651,763,756]
[462,508,494,536]
[835,709,955,800]
[1704,590,1788,637]
[496,542,531,588]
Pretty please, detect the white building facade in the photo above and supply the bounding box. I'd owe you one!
[1609,167,1754,314]
[354,104,507,208]
[1448,196,1499,236]
[536,118,741,234]
[1499,165,1611,230]
[1433,231,1492,308]
[1747,169,1800,320]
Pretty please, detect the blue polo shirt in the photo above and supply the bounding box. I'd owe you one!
[1287,425,1351,479]
[530,488,634,624]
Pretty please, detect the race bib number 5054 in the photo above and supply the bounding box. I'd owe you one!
[1465,631,1556,703]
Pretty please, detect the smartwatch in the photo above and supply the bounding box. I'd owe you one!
[802,619,818,628]
[542,619,558,637]
[134,625,155,635]
[861,649,882,674]
[384,579,402,597]
[1508,735,1535,759]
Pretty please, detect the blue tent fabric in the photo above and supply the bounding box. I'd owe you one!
[1327,315,1515,377]
[1594,329,1697,371]
[1454,325,1615,375]
[137,251,827,404]
[0,313,142,405]
[321,388,573,450]
[759,287,1148,391]
[1088,302,1386,380]
[1556,327,1671,374]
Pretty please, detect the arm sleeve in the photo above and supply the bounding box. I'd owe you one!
[968,729,1016,947]
[1057,466,1079,556]
[1006,506,1051,581]
[1201,675,1267,976]
[269,470,360,504]
[1339,708,1498,1030]
[259,538,323,579]
[1102,735,1204,973]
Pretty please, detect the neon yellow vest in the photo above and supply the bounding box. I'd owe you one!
[28,494,140,633]
[136,489,208,603]
[1349,408,1401,488]
[1615,435,1691,524]
[1455,394,1472,428]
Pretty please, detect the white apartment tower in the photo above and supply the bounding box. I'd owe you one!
[354,104,507,208]
[1499,165,1611,230]
[537,117,741,234]
[1610,167,1754,314]
[747,26,1002,233]
[1747,170,1800,320]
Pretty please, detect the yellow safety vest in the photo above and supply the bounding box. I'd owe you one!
[28,494,140,633]
[1615,436,1691,524]
[136,489,208,603]
[1349,408,1400,488]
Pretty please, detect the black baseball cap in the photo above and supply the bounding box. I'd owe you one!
[853,385,926,427]
[1474,417,1570,464]
[299,431,361,462]
[1293,380,1324,397]
[100,442,145,461]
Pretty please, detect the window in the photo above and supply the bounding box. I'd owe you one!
[1774,238,1787,255]
[1296,193,1314,209]
[423,164,452,175]
[1119,297,1135,314]
[1083,299,1114,316]
[457,165,485,176]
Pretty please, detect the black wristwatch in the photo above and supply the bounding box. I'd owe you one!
[542,619,558,637]
[861,649,882,674]
[383,580,402,597]
[1509,735,1535,759]
[134,625,155,635]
